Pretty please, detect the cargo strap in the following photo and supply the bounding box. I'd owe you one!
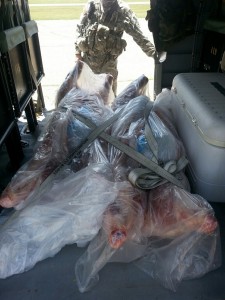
[21,106,126,207]
[130,100,187,189]
[128,156,187,189]
[51,105,126,172]
[23,101,186,207]
[68,107,186,189]
[31,101,186,204]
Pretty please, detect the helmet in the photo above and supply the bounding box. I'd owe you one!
[101,0,119,12]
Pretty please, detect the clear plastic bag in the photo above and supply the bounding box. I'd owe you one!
[0,75,188,208]
[0,73,221,291]
[0,163,119,279]
[0,85,114,209]
[75,180,148,293]
[75,183,221,293]
[0,109,73,209]
[109,95,150,171]
[111,74,149,110]
[136,183,221,291]
[108,95,188,188]
[56,60,115,107]
[146,111,185,164]
[152,88,179,138]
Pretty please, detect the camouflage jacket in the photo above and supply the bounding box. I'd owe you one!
[75,0,155,62]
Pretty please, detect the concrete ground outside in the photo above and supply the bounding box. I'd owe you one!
[36,19,155,110]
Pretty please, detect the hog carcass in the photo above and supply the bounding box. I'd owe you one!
[0,163,119,279]
[55,60,114,107]
[0,64,114,209]
[75,183,221,293]
[111,74,149,110]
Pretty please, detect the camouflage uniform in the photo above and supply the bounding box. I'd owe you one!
[146,0,221,52]
[75,0,156,94]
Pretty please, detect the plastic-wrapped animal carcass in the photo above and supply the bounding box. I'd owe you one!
[151,88,178,131]
[0,66,189,209]
[75,183,221,293]
[0,69,221,291]
[0,109,73,209]
[0,100,110,209]
[108,95,189,189]
[111,74,149,110]
[55,60,114,107]
[0,163,122,279]
[0,74,114,209]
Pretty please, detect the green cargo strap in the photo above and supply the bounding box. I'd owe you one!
[27,101,187,206]
[128,168,167,189]
[0,26,25,53]
[51,106,125,173]
[132,99,189,189]
[24,103,186,207]
[128,155,188,189]
[22,106,126,206]
[71,110,185,189]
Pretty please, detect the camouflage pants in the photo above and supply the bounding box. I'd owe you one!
[82,54,118,95]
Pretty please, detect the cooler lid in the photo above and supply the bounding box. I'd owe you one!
[172,72,225,147]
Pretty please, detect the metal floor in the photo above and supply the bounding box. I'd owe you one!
[0,121,225,300]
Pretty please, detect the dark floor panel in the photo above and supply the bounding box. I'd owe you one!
[0,236,224,300]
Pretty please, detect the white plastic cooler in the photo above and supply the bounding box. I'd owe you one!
[171,72,225,202]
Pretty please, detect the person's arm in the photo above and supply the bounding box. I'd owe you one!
[75,2,91,60]
[75,25,83,60]
[122,6,156,58]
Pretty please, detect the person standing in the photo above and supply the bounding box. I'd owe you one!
[75,0,156,95]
